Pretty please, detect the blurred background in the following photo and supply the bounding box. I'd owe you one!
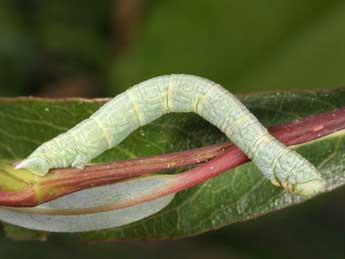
[0,0,344,258]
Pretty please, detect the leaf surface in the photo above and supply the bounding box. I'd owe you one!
[0,88,344,240]
[0,175,175,233]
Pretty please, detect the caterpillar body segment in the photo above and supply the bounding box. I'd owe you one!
[16,75,325,196]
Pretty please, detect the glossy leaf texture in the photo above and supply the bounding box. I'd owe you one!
[0,175,175,233]
[0,88,345,240]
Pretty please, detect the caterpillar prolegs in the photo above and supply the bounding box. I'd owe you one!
[16,74,325,196]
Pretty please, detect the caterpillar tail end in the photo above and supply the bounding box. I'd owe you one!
[14,157,50,176]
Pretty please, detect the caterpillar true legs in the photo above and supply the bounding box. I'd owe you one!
[15,74,325,196]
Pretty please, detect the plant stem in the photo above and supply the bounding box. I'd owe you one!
[1,108,345,207]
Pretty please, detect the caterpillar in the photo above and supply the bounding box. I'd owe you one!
[15,74,325,196]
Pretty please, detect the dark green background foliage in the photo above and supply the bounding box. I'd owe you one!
[0,1,344,259]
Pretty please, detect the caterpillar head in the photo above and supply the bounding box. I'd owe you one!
[271,151,326,197]
[272,177,325,197]
[289,162,325,197]
[293,178,325,196]
[14,157,50,176]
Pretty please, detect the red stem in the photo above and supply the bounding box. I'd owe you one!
[1,108,345,207]
[106,108,345,209]
[173,108,345,192]
[42,142,230,187]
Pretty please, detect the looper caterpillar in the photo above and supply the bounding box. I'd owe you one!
[16,74,325,196]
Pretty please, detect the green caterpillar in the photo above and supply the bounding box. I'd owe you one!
[16,74,325,196]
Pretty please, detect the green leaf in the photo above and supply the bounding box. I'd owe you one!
[2,223,48,241]
[0,87,345,240]
[0,175,175,233]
